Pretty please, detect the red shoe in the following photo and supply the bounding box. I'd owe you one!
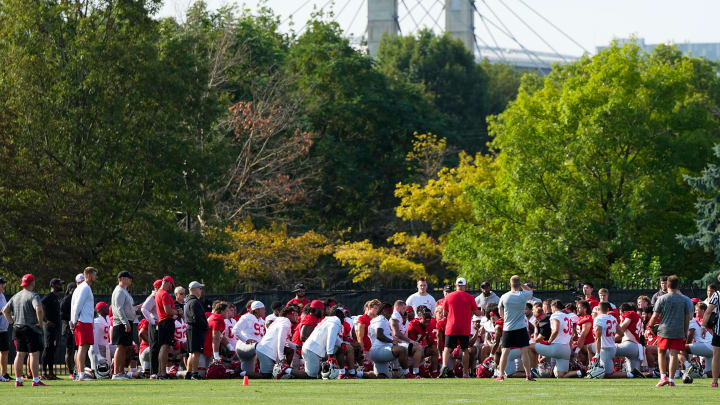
[15,381,23,387]
[656,377,669,387]
[711,381,718,388]
[495,376,505,382]
[32,381,47,387]
[668,381,675,387]
[403,373,421,379]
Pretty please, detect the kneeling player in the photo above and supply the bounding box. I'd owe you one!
[302,307,345,378]
[611,302,645,378]
[255,307,298,379]
[530,300,580,378]
[369,304,412,378]
[682,302,713,377]
[589,302,617,378]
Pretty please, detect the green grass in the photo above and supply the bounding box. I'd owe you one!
[3,377,717,404]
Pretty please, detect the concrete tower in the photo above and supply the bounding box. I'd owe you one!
[445,0,475,53]
[368,0,398,57]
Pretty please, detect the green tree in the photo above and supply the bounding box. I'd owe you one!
[445,42,720,283]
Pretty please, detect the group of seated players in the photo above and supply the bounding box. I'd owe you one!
[81,279,717,382]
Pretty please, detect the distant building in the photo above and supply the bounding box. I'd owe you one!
[597,38,720,61]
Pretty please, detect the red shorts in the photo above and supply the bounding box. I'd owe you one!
[656,337,684,351]
[74,321,94,346]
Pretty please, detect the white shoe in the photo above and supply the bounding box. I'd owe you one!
[111,374,129,380]
[0,375,9,382]
[77,374,96,381]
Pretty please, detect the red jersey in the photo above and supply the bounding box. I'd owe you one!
[436,317,447,335]
[442,291,478,336]
[408,318,436,346]
[155,289,174,322]
[585,296,599,310]
[291,314,321,346]
[357,314,372,351]
[138,319,150,353]
[621,310,643,342]
[609,308,621,324]
[204,313,226,356]
[286,297,310,308]
[576,314,595,345]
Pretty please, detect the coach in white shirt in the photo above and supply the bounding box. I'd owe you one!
[70,267,97,381]
[406,278,436,314]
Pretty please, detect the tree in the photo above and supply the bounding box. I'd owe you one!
[445,42,720,283]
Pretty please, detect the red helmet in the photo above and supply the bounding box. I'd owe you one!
[476,364,493,378]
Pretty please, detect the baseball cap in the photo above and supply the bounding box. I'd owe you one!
[310,299,325,309]
[443,285,452,292]
[188,281,204,290]
[153,279,162,289]
[75,273,85,283]
[251,301,265,310]
[293,283,306,292]
[691,297,700,303]
[117,271,133,279]
[21,274,35,287]
[95,302,108,312]
[162,276,175,285]
[472,315,483,322]
[405,306,415,313]
[49,278,64,287]
[456,277,467,286]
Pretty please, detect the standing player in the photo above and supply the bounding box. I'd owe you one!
[287,284,310,309]
[441,278,481,378]
[233,301,267,374]
[591,302,617,378]
[496,276,534,381]
[155,276,178,379]
[70,267,98,381]
[647,275,693,387]
[529,300,579,378]
[583,282,599,310]
[475,281,500,315]
[406,278,436,314]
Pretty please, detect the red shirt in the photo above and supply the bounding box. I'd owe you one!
[586,296,599,310]
[442,291,478,336]
[204,313,226,356]
[287,297,310,308]
[576,314,595,345]
[621,310,643,342]
[357,314,372,351]
[155,289,174,322]
[291,314,321,346]
[408,318,436,346]
[436,317,447,335]
[138,319,149,353]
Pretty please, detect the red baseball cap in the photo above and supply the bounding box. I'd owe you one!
[20,274,35,287]
[310,300,325,309]
[163,276,175,285]
[153,280,162,289]
[95,302,108,312]
[405,306,415,313]
[691,298,700,303]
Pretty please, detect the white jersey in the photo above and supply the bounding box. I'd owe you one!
[406,293,437,314]
[689,318,712,344]
[390,310,408,337]
[304,316,343,357]
[94,315,110,347]
[233,313,265,344]
[370,316,392,349]
[174,319,187,344]
[594,313,618,348]
[549,311,574,345]
[224,318,237,347]
[256,317,293,362]
[592,302,617,317]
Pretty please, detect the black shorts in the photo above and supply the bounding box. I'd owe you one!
[13,325,43,353]
[112,323,135,346]
[157,319,175,346]
[444,335,470,350]
[501,328,530,348]
[0,331,8,351]
[186,326,206,354]
[713,333,720,348]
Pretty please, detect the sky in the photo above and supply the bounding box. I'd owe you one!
[158,0,720,57]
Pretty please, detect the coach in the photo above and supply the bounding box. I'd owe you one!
[497,275,534,381]
[111,271,137,380]
[440,277,481,378]
[184,281,208,380]
[646,275,692,387]
[71,267,97,382]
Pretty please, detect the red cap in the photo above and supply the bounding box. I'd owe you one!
[95,302,108,312]
[163,276,175,285]
[153,280,162,289]
[310,300,325,309]
[20,274,35,287]
[405,307,415,313]
[691,298,700,303]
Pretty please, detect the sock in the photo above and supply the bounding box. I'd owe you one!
[627,372,634,378]
[33,376,40,383]
[413,368,419,374]
[403,368,410,375]
[577,370,582,377]
[339,368,346,375]
[669,377,674,382]
[16,377,22,383]
[284,367,292,375]
[661,373,667,379]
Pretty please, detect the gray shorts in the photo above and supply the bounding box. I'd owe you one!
[597,347,615,374]
[302,347,322,378]
[370,345,396,377]
[615,341,642,370]
[256,350,275,374]
[688,342,713,358]
[535,343,570,372]
[139,348,151,372]
[235,342,257,373]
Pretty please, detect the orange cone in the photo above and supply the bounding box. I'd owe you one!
[243,375,249,386]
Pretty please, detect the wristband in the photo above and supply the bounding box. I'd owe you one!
[213,352,221,360]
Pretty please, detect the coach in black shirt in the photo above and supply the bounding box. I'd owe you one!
[184,281,208,380]
[59,282,76,377]
[41,278,63,380]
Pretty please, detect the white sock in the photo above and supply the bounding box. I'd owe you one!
[339,368,346,375]
[627,372,634,378]
[33,376,40,383]
[413,368,419,374]
[577,370,582,377]
[16,377,22,383]
[403,368,410,375]
[669,377,675,382]
[661,373,667,379]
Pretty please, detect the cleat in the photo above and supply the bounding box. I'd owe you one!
[495,376,504,382]
[711,381,718,388]
[631,368,645,379]
[530,368,540,379]
[668,381,676,387]
[403,373,421,379]
[656,377,669,387]
[32,381,47,387]
[15,381,23,387]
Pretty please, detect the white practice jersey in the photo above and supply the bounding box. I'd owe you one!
[224,318,237,348]
[256,317,292,362]
[370,316,392,349]
[174,319,187,343]
[594,313,618,349]
[549,311,574,345]
[689,318,712,344]
[233,313,266,344]
[94,315,110,347]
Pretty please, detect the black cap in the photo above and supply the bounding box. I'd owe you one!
[49,278,64,287]
[117,271,133,279]
[443,285,452,292]
[0,277,5,284]
[292,283,306,292]
[480,281,491,289]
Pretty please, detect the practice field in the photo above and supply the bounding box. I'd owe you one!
[3,378,717,404]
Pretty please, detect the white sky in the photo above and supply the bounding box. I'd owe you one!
[158,0,720,56]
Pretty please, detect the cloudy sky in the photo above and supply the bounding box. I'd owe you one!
[158,0,720,56]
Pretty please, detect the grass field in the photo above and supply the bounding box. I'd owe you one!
[2,378,718,404]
